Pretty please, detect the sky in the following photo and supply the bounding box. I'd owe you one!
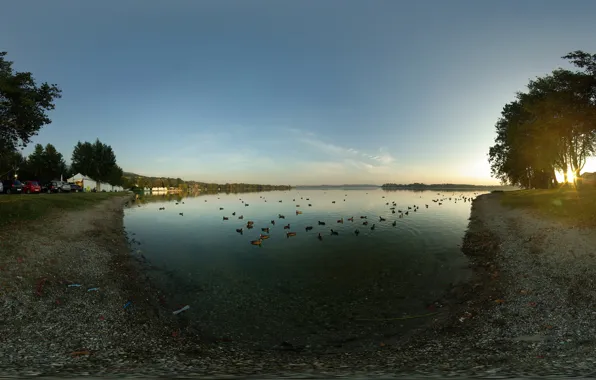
[2,0,596,185]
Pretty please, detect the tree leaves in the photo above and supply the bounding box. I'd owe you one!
[71,139,121,187]
[0,51,61,156]
[488,51,596,188]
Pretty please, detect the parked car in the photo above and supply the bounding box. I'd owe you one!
[22,180,42,194]
[42,180,71,193]
[69,183,83,192]
[1,179,23,194]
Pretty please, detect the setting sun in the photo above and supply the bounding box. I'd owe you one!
[555,169,577,184]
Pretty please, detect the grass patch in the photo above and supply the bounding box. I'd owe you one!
[0,192,129,227]
[500,186,596,226]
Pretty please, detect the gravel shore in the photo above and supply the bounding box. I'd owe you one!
[2,192,596,377]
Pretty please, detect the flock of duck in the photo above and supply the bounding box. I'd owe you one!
[156,192,479,247]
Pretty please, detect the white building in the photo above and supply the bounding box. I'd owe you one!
[67,174,124,192]
[67,173,97,192]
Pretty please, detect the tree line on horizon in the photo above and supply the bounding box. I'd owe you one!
[381,183,509,189]
[488,50,596,189]
[0,51,291,191]
[0,139,124,188]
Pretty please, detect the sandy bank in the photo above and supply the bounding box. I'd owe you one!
[3,192,596,377]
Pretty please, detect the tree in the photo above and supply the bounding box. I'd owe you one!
[108,165,123,186]
[0,52,61,157]
[0,149,24,179]
[42,143,67,181]
[71,139,119,189]
[489,51,596,188]
[25,144,46,179]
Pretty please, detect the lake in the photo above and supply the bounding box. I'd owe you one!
[123,188,483,352]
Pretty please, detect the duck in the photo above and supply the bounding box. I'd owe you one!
[271,220,275,225]
[354,229,360,235]
[318,221,326,225]
[332,201,336,204]
[245,203,249,207]
[371,224,376,230]
[379,216,386,222]
[236,228,243,234]
[279,200,283,203]
[260,234,270,240]
[246,224,254,229]
[392,220,397,227]
[308,204,312,207]
[250,239,262,246]
[405,211,409,215]
[318,233,323,241]
[305,226,313,231]
[261,227,270,233]
[219,207,224,210]
[306,198,310,201]
[296,205,300,208]
[296,210,303,215]
[392,210,396,214]
[238,215,244,220]
[363,221,369,226]
[293,199,295,201]
[330,229,339,236]
[179,213,183,216]
[158,207,165,210]
[232,212,236,216]
[247,221,254,225]
[283,224,290,229]
[223,216,229,221]
[286,232,296,238]
[278,214,285,219]
[347,217,354,222]
[360,216,367,219]
[337,218,344,224]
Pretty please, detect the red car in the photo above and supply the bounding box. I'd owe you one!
[22,180,42,194]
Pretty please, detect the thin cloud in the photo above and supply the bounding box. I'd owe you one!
[288,128,396,166]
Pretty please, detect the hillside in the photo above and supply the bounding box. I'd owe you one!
[121,172,291,191]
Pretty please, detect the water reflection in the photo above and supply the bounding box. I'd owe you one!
[124,188,484,352]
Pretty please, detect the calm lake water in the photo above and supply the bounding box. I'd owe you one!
[123,188,483,351]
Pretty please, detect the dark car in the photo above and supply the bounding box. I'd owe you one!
[69,183,83,192]
[41,181,71,193]
[1,179,23,194]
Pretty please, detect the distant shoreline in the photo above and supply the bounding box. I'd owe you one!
[294,184,514,191]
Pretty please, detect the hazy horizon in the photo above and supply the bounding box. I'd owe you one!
[3,0,596,185]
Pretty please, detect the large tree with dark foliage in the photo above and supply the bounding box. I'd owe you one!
[71,139,119,189]
[488,51,596,189]
[0,52,61,159]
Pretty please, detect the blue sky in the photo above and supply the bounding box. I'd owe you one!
[2,0,596,185]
